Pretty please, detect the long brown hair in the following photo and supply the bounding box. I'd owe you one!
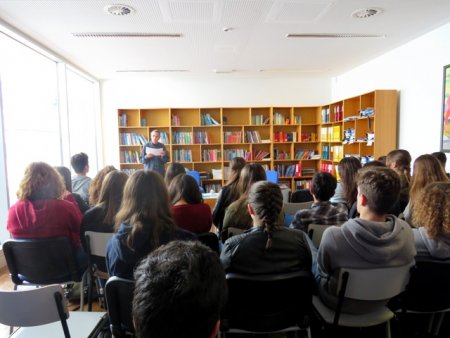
[88,165,117,206]
[114,170,176,249]
[17,162,64,201]
[337,157,361,208]
[168,174,203,205]
[236,163,267,201]
[97,171,128,225]
[412,182,450,240]
[224,157,247,202]
[248,181,283,251]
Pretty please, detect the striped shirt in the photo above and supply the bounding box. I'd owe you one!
[289,201,348,232]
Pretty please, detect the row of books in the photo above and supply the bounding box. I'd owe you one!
[202,149,222,162]
[320,162,333,174]
[172,132,193,145]
[273,148,291,160]
[171,114,182,126]
[320,126,341,142]
[300,132,317,142]
[251,115,270,125]
[119,113,127,127]
[119,133,147,146]
[245,130,262,143]
[295,179,312,189]
[253,150,270,160]
[321,105,344,123]
[321,145,344,162]
[201,113,220,126]
[273,131,297,142]
[204,183,222,193]
[193,131,211,144]
[274,164,300,177]
[120,150,140,164]
[273,112,290,125]
[224,149,251,160]
[173,149,193,162]
[294,149,320,160]
[224,131,242,144]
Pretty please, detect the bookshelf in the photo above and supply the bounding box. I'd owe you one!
[117,90,398,191]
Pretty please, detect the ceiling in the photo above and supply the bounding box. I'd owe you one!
[1,0,450,80]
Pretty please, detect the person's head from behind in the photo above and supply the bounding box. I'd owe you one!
[248,181,283,250]
[168,174,203,205]
[133,240,227,338]
[238,163,266,196]
[164,163,186,186]
[386,149,411,178]
[54,166,72,192]
[70,152,89,175]
[18,162,64,201]
[227,157,246,183]
[98,170,129,225]
[363,160,386,168]
[337,156,362,206]
[412,182,450,240]
[431,151,447,170]
[115,170,174,248]
[150,129,161,145]
[356,167,400,216]
[410,154,449,201]
[311,172,337,202]
[88,165,117,205]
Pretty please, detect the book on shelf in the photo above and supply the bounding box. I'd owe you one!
[223,131,242,144]
[119,113,127,127]
[253,150,270,161]
[194,131,210,144]
[201,113,220,126]
[245,130,262,143]
[202,149,222,162]
[173,149,193,162]
[172,131,193,144]
[212,169,223,179]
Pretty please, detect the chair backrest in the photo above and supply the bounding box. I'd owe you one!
[338,265,412,301]
[222,227,245,243]
[402,258,450,312]
[291,189,313,203]
[307,224,332,248]
[265,170,279,184]
[196,232,220,254]
[0,284,70,337]
[85,231,113,258]
[3,237,82,285]
[283,201,314,226]
[222,270,314,332]
[105,276,135,336]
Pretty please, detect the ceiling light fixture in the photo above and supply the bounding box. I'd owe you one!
[104,4,135,16]
[351,8,383,19]
[286,33,385,38]
[72,32,182,38]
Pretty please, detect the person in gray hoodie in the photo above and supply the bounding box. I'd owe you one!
[315,166,416,314]
[411,182,450,260]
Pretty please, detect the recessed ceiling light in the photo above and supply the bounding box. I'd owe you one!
[104,4,135,16]
[351,8,383,19]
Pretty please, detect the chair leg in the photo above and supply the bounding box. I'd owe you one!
[432,312,445,336]
[87,272,93,311]
[386,319,391,338]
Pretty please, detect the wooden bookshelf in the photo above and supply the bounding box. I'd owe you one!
[117,90,398,191]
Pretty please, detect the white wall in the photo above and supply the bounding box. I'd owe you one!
[331,22,450,172]
[101,76,331,166]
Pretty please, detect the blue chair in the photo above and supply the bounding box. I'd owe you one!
[265,170,279,184]
[186,170,205,193]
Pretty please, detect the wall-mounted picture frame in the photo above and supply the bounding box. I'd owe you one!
[442,64,450,152]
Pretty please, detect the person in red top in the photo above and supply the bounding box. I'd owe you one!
[7,162,84,257]
[168,174,212,234]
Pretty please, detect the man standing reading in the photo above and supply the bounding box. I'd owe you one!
[141,129,169,176]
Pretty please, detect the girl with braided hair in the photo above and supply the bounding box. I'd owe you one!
[220,181,312,275]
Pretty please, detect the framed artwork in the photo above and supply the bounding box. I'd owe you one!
[442,64,450,152]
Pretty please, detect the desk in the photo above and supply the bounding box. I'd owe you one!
[11,311,106,338]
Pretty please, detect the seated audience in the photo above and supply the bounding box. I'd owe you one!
[168,174,212,233]
[106,170,195,279]
[411,182,450,260]
[133,241,227,338]
[315,167,416,313]
[7,162,86,269]
[221,181,312,275]
[212,157,246,233]
[55,165,89,214]
[403,154,449,223]
[71,152,92,204]
[88,165,116,206]
[290,172,348,232]
[431,151,450,178]
[164,162,186,186]
[330,156,361,211]
[221,163,266,240]
[386,149,411,215]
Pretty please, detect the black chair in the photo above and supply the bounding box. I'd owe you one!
[221,270,314,336]
[397,258,450,336]
[3,237,84,288]
[291,189,313,203]
[105,276,135,337]
[196,232,220,254]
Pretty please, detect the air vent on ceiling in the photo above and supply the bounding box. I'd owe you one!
[116,69,189,73]
[104,4,135,16]
[72,33,182,38]
[285,33,385,38]
[351,8,383,19]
